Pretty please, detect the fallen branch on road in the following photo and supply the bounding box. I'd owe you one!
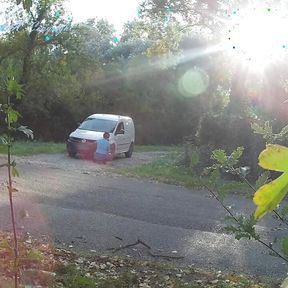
[108,238,184,260]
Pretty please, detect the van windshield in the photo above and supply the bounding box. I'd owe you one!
[79,118,117,133]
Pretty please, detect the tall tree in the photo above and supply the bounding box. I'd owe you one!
[0,0,72,85]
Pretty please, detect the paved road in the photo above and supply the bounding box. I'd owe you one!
[0,153,286,277]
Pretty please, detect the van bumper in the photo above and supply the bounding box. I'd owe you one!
[66,138,96,159]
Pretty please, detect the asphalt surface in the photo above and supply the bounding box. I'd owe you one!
[0,152,286,277]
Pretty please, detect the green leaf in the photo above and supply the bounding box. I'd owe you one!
[210,168,221,182]
[203,168,221,190]
[17,126,34,139]
[255,171,270,190]
[264,121,273,134]
[0,135,9,145]
[258,144,288,172]
[251,122,266,134]
[253,172,288,220]
[251,122,274,142]
[202,164,219,175]
[6,79,24,99]
[12,166,19,177]
[279,125,288,136]
[211,149,227,164]
[7,108,21,124]
[230,146,244,162]
[224,215,258,240]
[282,238,288,256]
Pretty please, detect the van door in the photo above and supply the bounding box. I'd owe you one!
[114,121,130,153]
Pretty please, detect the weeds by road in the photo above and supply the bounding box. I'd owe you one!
[54,250,276,288]
[0,231,276,287]
[0,142,66,156]
[114,153,202,188]
[0,142,176,157]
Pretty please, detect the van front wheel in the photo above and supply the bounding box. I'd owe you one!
[68,151,76,158]
[125,143,134,158]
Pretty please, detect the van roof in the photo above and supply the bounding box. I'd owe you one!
[88,114,132,121]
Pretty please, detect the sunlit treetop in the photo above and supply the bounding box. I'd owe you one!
[0,0,73,42]
[138,0,228,36]
[138,0,288,71]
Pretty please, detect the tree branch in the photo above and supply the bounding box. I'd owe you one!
[108,238,184,260]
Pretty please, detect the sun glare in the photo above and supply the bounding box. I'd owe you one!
[224,3,288,70]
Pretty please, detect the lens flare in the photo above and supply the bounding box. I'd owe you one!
[178,67,209,97]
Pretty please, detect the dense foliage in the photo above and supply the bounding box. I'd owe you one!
[1,0,288,177]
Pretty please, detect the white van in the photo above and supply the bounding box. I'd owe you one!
[67,114,135,159]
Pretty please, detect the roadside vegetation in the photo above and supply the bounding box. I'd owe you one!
[114,147,247,194]
[53,250,276,288]
[0,142,66,156]
[0,142,174,156]
[0,231,278,287]
[115,150,203,188]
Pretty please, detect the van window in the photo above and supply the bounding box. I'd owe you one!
[115,122,124,134]
[79,118,117,133]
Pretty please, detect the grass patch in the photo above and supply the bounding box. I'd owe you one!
[0,143,174,156]
[115,150,248,193]
[0,141,66,156]
[0,142,176,156]
[116,152,203,188]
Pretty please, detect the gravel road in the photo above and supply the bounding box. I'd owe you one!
[12,151,167,171]
[0,151,286,277]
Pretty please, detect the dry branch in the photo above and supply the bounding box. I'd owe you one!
[108,238,184,260]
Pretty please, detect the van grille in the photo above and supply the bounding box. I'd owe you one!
[69,137,95,143]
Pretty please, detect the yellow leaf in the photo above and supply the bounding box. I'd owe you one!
[253,172,288,220]
[258,144,288,172]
